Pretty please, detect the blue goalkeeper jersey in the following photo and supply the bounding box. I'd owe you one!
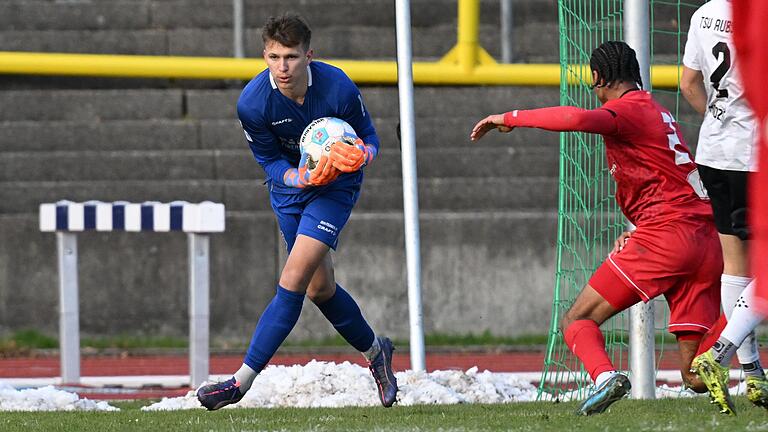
[237,61,380,195]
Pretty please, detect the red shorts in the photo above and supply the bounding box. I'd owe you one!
[589,220,723,334]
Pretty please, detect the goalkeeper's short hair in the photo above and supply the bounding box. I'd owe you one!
[262,13,312,52]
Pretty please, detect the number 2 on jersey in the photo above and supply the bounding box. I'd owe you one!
[710,42,731,99]
[661,112,708,199]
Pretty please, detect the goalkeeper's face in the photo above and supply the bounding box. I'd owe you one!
[264,40,313,93]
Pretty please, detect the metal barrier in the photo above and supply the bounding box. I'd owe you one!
[39,200,225,387]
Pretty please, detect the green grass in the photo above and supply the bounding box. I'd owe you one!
[79,335,188,350]
[0,330,58,350]
[283,331,549,349]
[0,330,190,356]
[2,397,768,431]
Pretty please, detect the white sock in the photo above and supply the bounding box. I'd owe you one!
[721,274,753,315]
[722,280,765,349]
[233,363,257,393]
[721,274,760,363]
[595,371,617,388]
[362,335,381,362]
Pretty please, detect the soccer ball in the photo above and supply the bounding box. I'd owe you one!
[299,117,358,171]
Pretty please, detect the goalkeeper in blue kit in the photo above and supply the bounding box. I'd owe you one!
[196,13,397,410]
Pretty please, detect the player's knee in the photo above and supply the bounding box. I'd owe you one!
[560,314,576,334]
[306,280,335,304]
[279,267,311,293]
[560,306,590,331]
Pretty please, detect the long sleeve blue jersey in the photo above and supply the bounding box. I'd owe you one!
[237,61,380,194]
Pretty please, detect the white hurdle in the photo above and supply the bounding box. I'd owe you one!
[39,200,225,387]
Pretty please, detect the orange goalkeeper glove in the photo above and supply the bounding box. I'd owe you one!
[328,138,373,173]
[309,154,341,185]
[284,153,341,188]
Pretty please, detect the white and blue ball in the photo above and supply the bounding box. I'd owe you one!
[299,117,358,171]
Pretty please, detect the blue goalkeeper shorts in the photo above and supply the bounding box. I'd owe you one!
[269,179,361,252]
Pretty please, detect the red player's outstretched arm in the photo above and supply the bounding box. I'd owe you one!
[503,106,618,135]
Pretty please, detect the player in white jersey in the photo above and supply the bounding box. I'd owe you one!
[681,0,767,413]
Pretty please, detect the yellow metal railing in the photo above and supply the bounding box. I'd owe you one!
[0,0,680,88]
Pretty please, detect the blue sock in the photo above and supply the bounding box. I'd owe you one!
[243,285,304,373]
[317,284,375,352]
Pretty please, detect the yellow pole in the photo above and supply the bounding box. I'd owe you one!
[457,0,480,72]
[0,51,682,88]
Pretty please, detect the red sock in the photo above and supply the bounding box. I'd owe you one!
[564,319,615,381]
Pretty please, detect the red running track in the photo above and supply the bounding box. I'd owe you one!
[1,351,548,378]
[0,349,699,378]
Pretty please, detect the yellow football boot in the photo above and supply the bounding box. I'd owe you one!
[691,351,736,415]
[746,375,768,409]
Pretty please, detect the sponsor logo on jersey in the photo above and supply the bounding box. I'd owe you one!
[271,118,293,126]
[278,137,299,151]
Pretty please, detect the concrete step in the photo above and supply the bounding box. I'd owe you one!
[0,176,558,215]
[0,86,559,121]
[0,22,557,62]
[0,29,168,55]
[186,86,560,120]
[0,147,558,182]
[0,116,558,152]
[0,1,152,31]
[209,115,561,150]
[151,0,556,30]
[0,120,199,152]
[0,150,219,182]
[166,23,557,61]
[371,117,560,150]
[0,90,183,121]
[356,177,558,212]
[0,0,556,31]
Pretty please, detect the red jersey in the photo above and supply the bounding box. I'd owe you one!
[599,91,713,225]
[503,90,714,226]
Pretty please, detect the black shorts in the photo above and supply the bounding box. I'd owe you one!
[697,164,751,240]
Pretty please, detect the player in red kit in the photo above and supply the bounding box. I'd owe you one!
[471,41,723,416]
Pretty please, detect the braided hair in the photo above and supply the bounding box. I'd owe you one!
[589,41,643,89]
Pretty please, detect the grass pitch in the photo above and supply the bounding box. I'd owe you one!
[2,397,768,432]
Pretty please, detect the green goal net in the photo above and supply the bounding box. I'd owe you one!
[538,0,704,401]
